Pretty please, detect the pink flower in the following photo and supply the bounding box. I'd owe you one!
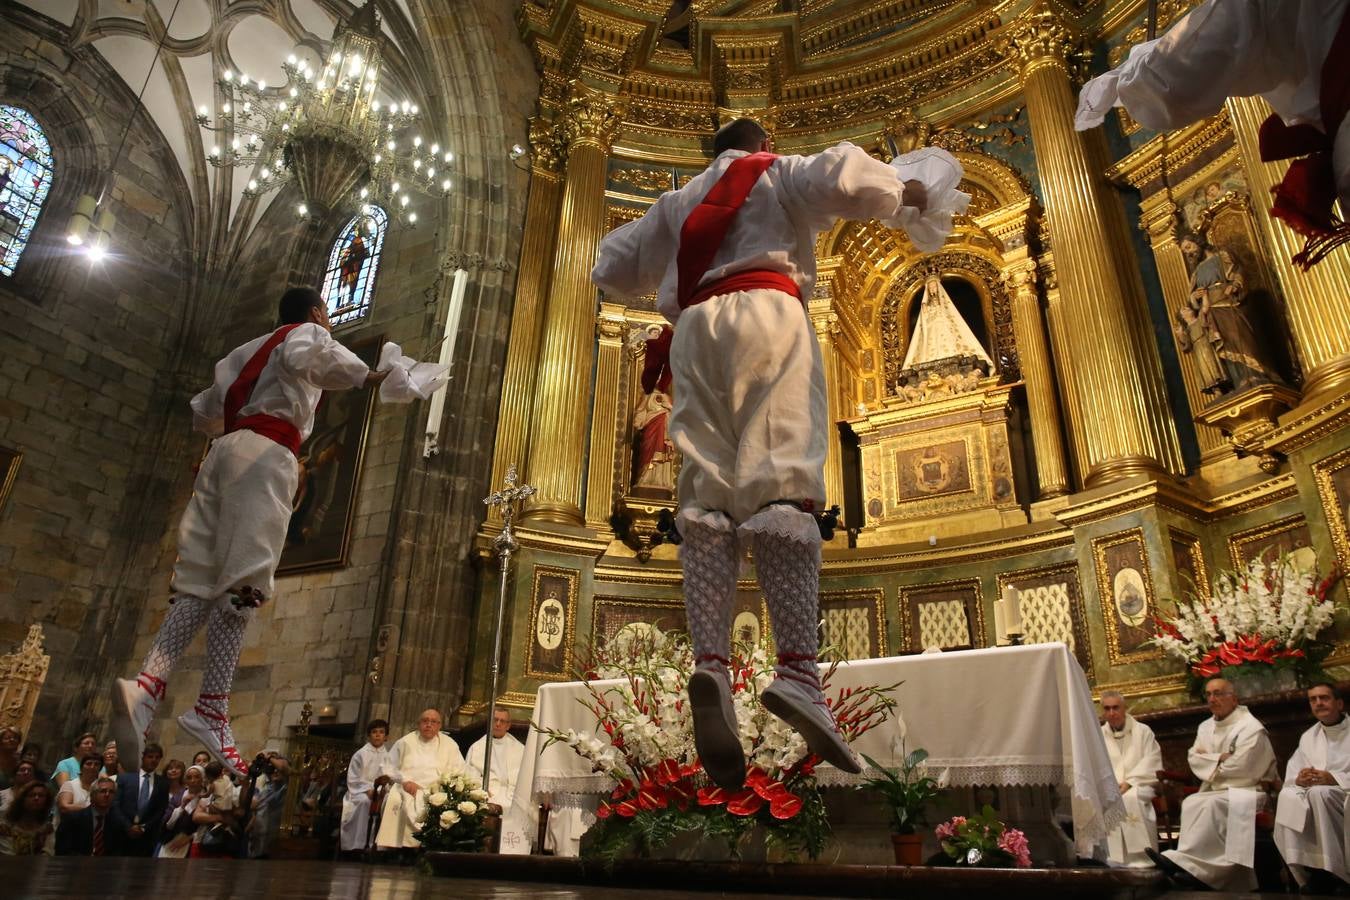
[935,816,966,841]
[998,827,1032,868]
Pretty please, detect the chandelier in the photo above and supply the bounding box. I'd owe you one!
[196,1,448,225]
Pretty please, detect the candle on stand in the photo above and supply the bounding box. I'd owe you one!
[1002,585,1022,638]
[993,600,1008,646]
[422,267,467,457]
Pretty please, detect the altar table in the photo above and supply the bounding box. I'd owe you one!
[500,643,1123,857]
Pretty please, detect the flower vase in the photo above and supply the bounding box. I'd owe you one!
[891,832,924,866]
[1228,664,1299,698]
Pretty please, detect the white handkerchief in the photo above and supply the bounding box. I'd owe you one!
[377,341,450,404]
[886,147,972,253]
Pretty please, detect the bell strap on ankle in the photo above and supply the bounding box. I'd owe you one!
[775,651,824,692]
[194,695,247,773]
[136,672,166,701]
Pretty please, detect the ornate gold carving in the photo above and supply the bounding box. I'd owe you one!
[563,83,627,151]
[528,116,568,174]
[1313,446,1350,571]
[609,166,673,192]
[1091,528,1162,666]
[1227,514,1311,570]
[1009,4,1077,72]
[0,624,48,735]
[1194,384,1301,473]
[525,565,581,681]
[1108,0,1196,67]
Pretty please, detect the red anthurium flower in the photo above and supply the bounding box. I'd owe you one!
[615,800,639,818]
[595,802,613,820]
[611,780,633,800]
[697,786,729,807]
[726,789,764,817]
[768,791,803,820]
[637,782,668,811]
[656,758,681,785]
[1218,643,1243,667]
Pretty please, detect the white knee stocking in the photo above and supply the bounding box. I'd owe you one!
[198,603,250,716]
[743,505,824,703]
[678,508,739,680]
[138,594,214,699]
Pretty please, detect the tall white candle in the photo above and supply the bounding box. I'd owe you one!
[1003,585,1022,636]
[993,600,1007,646]
[423,267,468,457]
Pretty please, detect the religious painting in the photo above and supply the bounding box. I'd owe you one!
[624,324,677,500]
[732,588,767,651]
[1000,562,1093,675]
[591,596,686,654]
[899,578,983,653]
[0,444,20,516]
[895,440,971,503]
[525,566,580,680]
[1168,528,1211,602]
[276,336,380,575]
[1228,514,1317,573]
[820,589,887,661]
[1091,530,1160,666]
[1313,447,1350,571]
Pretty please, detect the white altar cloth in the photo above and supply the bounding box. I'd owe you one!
[501,643,1123,857]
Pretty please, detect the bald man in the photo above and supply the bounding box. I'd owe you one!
[375,709,465,850]
[1150,678,1278,890]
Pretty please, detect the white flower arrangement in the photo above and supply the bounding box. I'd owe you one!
[417,763,491,852]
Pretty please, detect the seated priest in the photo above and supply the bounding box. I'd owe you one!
[1149,678,1278,890]
[340,719,395,853]
[374,709,465,850]
[1100,691,1163,867]
[466,707,523,809]
[1275,682,1350,893]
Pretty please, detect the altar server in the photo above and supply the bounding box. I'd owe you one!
[109,288,388,777]
[1075,0,1350,269]
[1152,678,1278,890]
[340,719,395,853]
[375,710,465,849]
[1100,691,1163,867]
[1275,682,1350,892]
[466,708,524,809]
[591,117,967,789]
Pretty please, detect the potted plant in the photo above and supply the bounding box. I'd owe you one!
[859,747,940,865]
[933,805,1031,868]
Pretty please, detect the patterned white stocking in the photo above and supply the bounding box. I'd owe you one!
[138,594,214,697]
[199,604,249,708]
[744,505,825,704]
[678,509,739,680]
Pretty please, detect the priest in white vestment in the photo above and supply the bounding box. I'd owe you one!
[375,709,466,849]
[340,719,395,852]
[1100,691,1163,867]
[466,708,524,809]
[1155,679,1278,891]
[1275,683,1350,891]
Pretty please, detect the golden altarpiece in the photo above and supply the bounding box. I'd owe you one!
[459,0,1350,721]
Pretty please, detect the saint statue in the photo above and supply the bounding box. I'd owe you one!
[1173,304,1230,396]
[1180,235,1276,392]
[630,324,676,493]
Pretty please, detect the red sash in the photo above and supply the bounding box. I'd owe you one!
[1258,2,1350,269]
[222,324,303,456]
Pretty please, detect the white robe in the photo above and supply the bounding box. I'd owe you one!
[1274,717,1350,886]
[374,732,466,849]
[340,742,395,852]
[173,323,368,603]
[1164,706,1279,890]
[466,733,524,810]
[1075,0,1350,213]
[1102,715,1163,867]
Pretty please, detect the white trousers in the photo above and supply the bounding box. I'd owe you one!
[1105,785,1158,867]
[171,430,297,602]
[1164,790,1260,891]
[1274,785,1350,886]
[374,785,425,849]
[669,289,827,524]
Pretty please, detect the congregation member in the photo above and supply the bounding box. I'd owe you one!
[466,708,523,809]
[55,754,103,816]
[1150,678,1278,890]
[161,759,187,817]
[248,756,290,858]
[1100,691,1163,867]
[111,742,169,856]
[0,782,55,856]
[1275,682,1350,893]
[376,709,464,850]
[51,733,98,788]
[0,760,38,815]
[191,750,211,769]
[19,744,47,785]
[55,776,121,856]
[591,117,963,789]
[341,719,395,853]
[0,727,20,789]
[101,740,123,778]
[158,764,207,859]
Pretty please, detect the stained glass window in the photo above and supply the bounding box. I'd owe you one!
[0,106,54,277]
[320,205,387,327]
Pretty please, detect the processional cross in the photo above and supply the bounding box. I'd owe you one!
[479,465,535,808]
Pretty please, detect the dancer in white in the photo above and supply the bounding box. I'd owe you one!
[1099,691,1163,868]
[466,708,523,808]
[375,709,465,850]
[1151,678,1278,890]
[591,117,967,789]
[340,719,395,853]
[1274,683,1350,892]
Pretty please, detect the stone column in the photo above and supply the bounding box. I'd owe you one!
[486,118,566,524]
[523,84,625,525]
[584,304,629,527]
[1003,262,1070,497]
[1012,6,1183,486]
[1226,96,1350,404]
[810,300,847,516]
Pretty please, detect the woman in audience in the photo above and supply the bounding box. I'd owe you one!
[162,758,187,814]
[191,751,211,769]
[0,728,20,790]
[55,754,102,816]
[51,733,98,788]
[159,765,206,858]
[0,760,37,815]
[19,744,47,784]
[0,782,55,855]
[101,741,123,777]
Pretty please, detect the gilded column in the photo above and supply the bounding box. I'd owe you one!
[1012,6,1183,485]
[1226,96,1350,403]
[584,305,629,528]
[810,300,847,517]
[523,84,626,525]
[487,118,566,524]
[1003,262,1069,497]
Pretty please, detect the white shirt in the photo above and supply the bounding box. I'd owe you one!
[466,733,524,806]
[189,322,369,442]
[346,742,395,797]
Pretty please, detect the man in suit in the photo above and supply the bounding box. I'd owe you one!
[110,743,169,856]
[56,776,122,856]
